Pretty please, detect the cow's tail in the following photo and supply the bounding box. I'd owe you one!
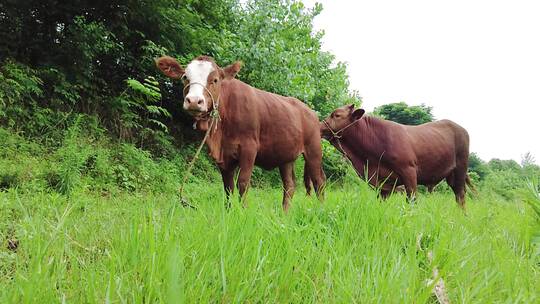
[465,174,478,196]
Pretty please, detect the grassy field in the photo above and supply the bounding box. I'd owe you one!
[1,181,538,303]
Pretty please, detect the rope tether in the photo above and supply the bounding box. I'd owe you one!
[178,81,221,209]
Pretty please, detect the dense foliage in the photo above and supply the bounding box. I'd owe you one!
[0,0,358,185]
[481,156,540,200]
[373,101,434,125]
[0,0,353,142]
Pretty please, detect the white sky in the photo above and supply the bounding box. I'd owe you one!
[303,0,540,164]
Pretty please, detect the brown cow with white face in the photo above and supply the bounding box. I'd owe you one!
[156,55,325,211]
[321,104,470,210]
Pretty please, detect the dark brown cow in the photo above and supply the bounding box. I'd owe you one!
[156,55,325,211]
[320,104,470,209]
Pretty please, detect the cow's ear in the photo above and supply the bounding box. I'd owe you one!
[348,104,355,111]
[352,109,365,120]
[223,61,242,79]
[155,56,185,79]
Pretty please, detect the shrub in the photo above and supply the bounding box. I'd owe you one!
[0,60,44,130]
[321,141,350,182]
[483,169,524,200]
[48,117,92,195]
[83,146,116,192]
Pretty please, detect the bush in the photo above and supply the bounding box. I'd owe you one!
[0,60,44,129]
[321,141,350,182]
[483,169,524,200]
[111,144,155,191]
[83,146,116,192]
[0,128,47,192]
[47,118,92,195]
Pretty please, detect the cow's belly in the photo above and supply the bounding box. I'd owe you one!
[217,136,303,171]
[416,151,456,184]
[255,146,302,170]
[255,126,304,170]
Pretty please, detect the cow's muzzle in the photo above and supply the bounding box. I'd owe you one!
[320,121,333,140]
[183,96,208,115]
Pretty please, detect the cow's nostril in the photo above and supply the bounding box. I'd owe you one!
[197,99,204,105]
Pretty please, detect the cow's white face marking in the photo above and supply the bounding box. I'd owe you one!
[184,60,215,112]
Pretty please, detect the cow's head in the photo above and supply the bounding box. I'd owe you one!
[155,55,241,117]
[320,104,365,140]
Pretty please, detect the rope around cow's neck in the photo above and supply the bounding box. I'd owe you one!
[322,118,360,162]
[177,81,221,209]
[323,118,394,194]
[322,118,360,140]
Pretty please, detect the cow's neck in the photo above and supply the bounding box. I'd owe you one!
[334,117,393,185]
[339,116,384,161]
[334,140,364,170]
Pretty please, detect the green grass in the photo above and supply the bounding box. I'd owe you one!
[1,182,538,303]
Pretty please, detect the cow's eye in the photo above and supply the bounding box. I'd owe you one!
[213,78,218,84]
[181,75,187,81]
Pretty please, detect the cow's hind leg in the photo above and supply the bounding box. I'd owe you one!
[304,140,326,200]
[447,167,467,211]
[279,161,296,212]
[303,159,312,196]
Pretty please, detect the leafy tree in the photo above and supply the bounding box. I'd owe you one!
[468,152,488,180]
[0,0,238,137]
[0,60,43,129]
[373,102,434,125]
[217,0,356,116]
[487,158,521,172]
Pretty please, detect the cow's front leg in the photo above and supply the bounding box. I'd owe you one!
[237,147,257,207]
[399,166,418,203]
[220,167,236,208]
